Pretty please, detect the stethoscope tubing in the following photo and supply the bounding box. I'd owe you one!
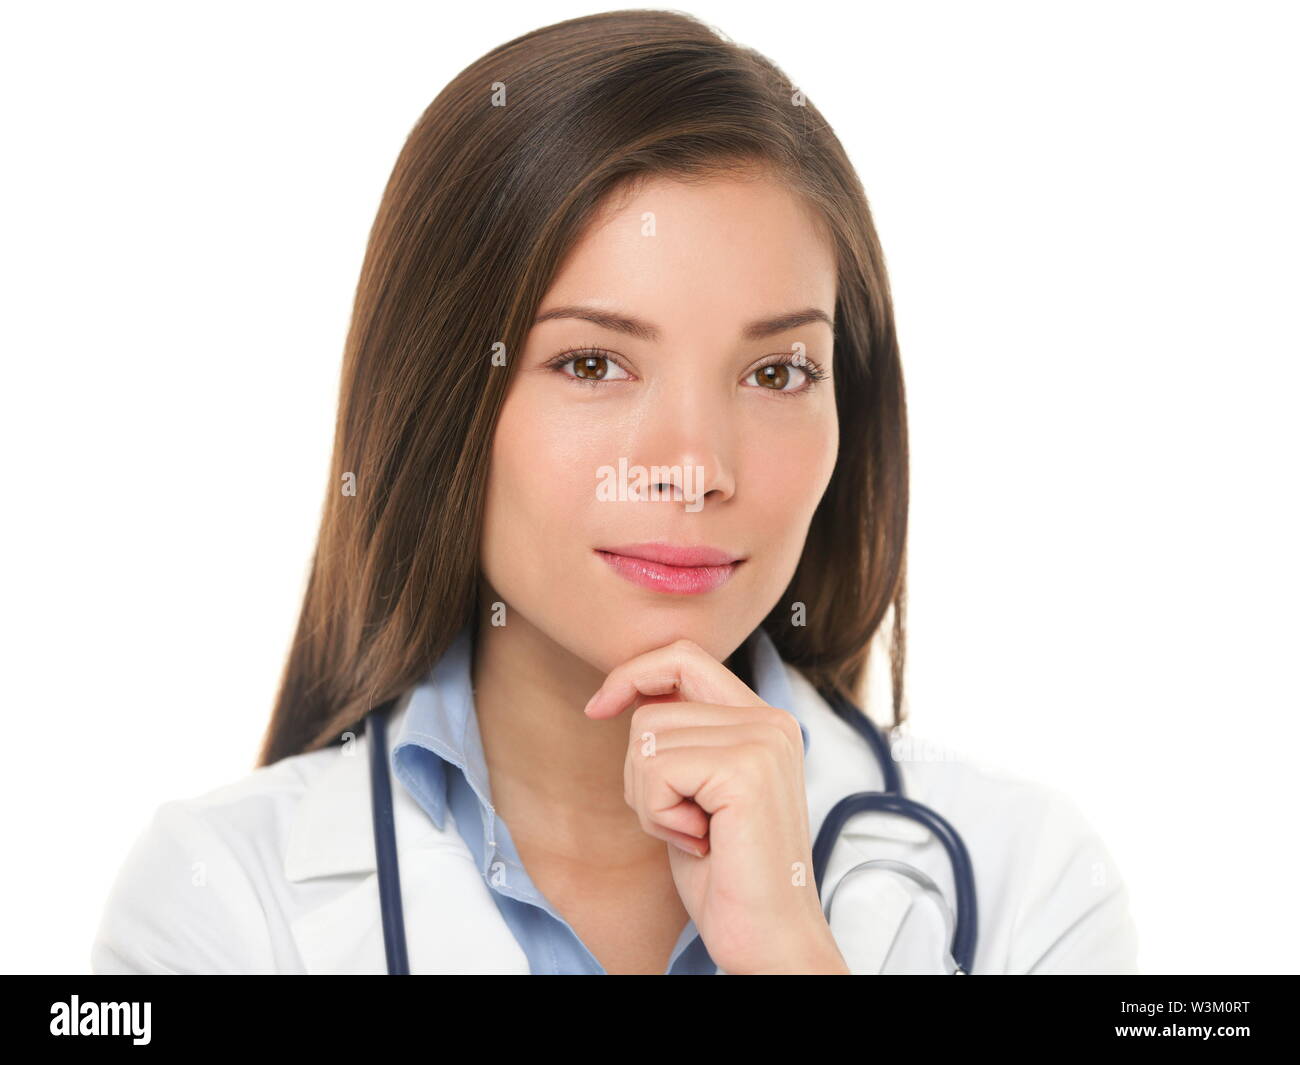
[815,688,978,974]
[367,700,411,975]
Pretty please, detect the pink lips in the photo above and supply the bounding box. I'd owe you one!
[595,542,744,595]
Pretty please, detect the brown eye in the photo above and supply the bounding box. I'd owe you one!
[755,364,790,390]
[547,348,631,385]
[744,358,827,395]
[573,355,610,380]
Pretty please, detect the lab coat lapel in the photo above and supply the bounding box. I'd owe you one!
[282,696,529,974]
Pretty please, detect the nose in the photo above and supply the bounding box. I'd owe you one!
[630,383,737,510]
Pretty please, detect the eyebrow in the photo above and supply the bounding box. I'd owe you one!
[531,304,835,343]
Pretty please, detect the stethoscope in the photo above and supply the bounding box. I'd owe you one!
[364,687,978,974]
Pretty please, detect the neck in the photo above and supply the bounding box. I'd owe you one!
[470,611,662,868]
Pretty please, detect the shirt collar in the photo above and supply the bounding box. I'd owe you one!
[392,623,811,831]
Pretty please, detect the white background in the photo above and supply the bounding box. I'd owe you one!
[2,0,1295,975]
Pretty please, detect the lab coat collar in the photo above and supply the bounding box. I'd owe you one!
[282,636,918,973]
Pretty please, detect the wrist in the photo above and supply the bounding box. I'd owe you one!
[742,920,851,974]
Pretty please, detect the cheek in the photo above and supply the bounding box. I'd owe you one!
[480,388,607,597]
[746,411,838,560]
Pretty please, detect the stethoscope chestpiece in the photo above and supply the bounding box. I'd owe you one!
[822,857,965,975]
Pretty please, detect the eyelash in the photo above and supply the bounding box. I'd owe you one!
[541,344,829,397]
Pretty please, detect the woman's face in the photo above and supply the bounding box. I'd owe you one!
[480,171,839,675]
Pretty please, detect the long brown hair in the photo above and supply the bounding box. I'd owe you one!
[257,8,908,767]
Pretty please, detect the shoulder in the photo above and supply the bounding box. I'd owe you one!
[90,743,341,974]
[784,665,1139,973]
[896,733,1141,974]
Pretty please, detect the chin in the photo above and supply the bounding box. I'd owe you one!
[569,612,751,671]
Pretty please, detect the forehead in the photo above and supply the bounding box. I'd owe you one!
[541,172,837,342]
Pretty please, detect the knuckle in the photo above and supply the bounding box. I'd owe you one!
[773,711,802,750]
[749,739,783,776]
[629,704,653,735]
[757,704,800,749]
[673,636,704,656]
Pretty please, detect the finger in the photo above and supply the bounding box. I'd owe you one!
[622,709,805,838]
[627,746,714,855]
[635,792,711,844]
[626,722,805,835]
[630,741,786,857]
[624,725,710,839]
[583,637,759,720]
[628,703,805,761]
[628,740,779,841]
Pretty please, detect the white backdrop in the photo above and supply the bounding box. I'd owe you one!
[2,0,1295,975]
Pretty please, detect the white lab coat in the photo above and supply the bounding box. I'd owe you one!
[90,662,1139,974]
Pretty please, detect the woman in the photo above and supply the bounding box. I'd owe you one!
[91,9,1139,975]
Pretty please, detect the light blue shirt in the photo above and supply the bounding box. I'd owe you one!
[391,623,810,975]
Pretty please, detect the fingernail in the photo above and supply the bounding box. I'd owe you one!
[583,691,600,716]
[671,840,699,857]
